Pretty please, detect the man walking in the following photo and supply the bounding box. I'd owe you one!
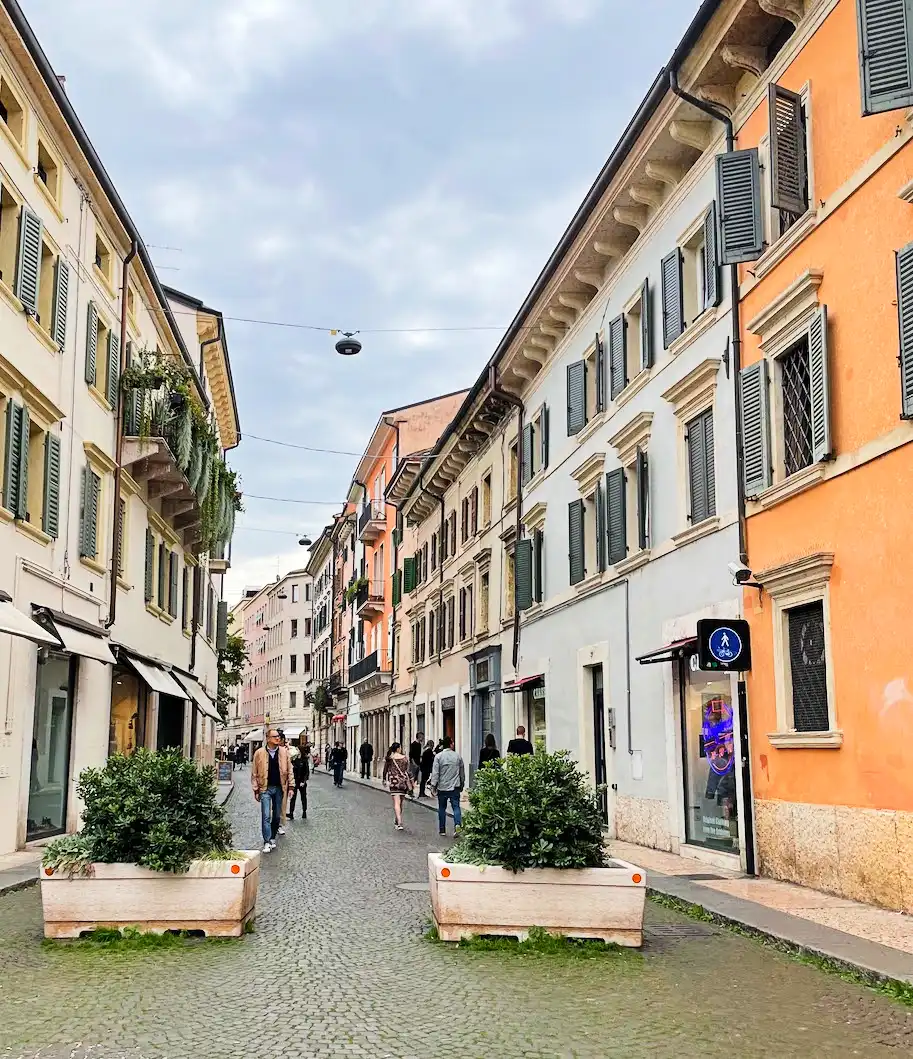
[358,738,373,780]
[408,731,423,798]
[429,736,465,837]
[289,738,309,820]
[329,741,348,787]
[251,729,294,853]
[507,725,535,756]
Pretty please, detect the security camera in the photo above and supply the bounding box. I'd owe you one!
[728,561,754,585]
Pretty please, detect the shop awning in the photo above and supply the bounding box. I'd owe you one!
[172,671,220,722]
[243,728,263,742]
[121,652,188,698]
[331,713,347,722]
[36,610,117,664]
[281,726,305,740]
[636,637,697,666]
[501,674,544,694]
[0,592,59,646]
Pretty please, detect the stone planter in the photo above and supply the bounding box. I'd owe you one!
[428,853,646,946]
[40,853,260,939]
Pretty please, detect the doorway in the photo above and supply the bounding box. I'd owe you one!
[27,652,76,840]
[592,665,608,823]
[441,696,455,746]
[157,693,185,751]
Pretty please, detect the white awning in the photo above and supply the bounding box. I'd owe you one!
[49,620,117,665]
[281,725,304,740]
[0,598,59,646]
[243,728,263,742]
[173,671,220,722]
[122,653,188,699]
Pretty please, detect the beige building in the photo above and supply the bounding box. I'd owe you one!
[0,4,239,856]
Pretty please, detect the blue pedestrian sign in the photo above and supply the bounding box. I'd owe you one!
[697,618,751,672]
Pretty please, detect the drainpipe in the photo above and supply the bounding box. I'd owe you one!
[382,416,402,680]
[669,69,755,876]
[436,493,445,667]
[105,238,138,630]
[189,565,201,670]
[487,367,524,670]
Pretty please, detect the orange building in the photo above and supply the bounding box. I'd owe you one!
[713,0,913,908]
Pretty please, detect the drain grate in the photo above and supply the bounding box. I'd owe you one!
[645,923,716,938]
[677,872,727,881]
[396,882,430,892]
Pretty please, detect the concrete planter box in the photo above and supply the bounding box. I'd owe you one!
[428,853,646,946]
[40,853,260,939]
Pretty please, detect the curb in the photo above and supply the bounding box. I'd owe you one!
[0,875,37,897]
[327,771,457,819]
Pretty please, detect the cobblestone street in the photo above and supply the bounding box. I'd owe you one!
[2,775,913,1059]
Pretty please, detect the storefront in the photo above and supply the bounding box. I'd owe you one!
[502,674,547,751]
[27,651,77,841]
[109,666,147,756]
[117,650,190,753]
[467,646,501,775]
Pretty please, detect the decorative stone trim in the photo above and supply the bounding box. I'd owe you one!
[756,551,834,597]
[899,176,913,203]
[747,462,825,514]
[746,268,823,357]
[767,730,843,749]
[613,368,652,409]
[522,501,547,534]
[473,548,491,571]
[609,412,653,468]
[570,452,606,498]
[671,515,721,548]
[666,307,720,360]
[575,411,605,446]
[0,353,65,426]
[661,358,721,423]
[615,550,651,576]
[83,441,117,474]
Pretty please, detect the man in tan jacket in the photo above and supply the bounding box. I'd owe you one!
[251,729,294,853]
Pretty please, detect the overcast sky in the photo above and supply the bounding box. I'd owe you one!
[25,0,699,602]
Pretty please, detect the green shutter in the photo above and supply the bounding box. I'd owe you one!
[606,468,627,566]
[515,538,533,612]
[808,306,832,461]
[106,329,120,408]
[216,600,228,649]
[15,405,29,521]
[740,360,772,497]
[51,259,69,347]
[640,278,653,370]
[688,412,708,523]
[769,84,808,215]
[42,431,61,537]
[116,498,126,576]
[392,569,402,606]
[896,241,913,417]
[566,361,586,435]
[2,401,19,513]
[539,405,549,469]
[703,203,721,310]
[520,422,533,485]
[14,206,42,314]
[595,332,606,414]
[636,449,649,551]
[403,556,416,593]
[857,0,913,115]
[568,499,585,585]
[79,467,99,558]
[716,149,764,265]
[609,314,627,400]
[144,527,154,601]
[661,248,684,348]
[157,542,166,607]
[169,553,179,617]
[533,528,544,603]
[85,302,99,385]
[595,479,607,573]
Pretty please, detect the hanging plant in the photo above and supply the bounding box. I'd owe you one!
[172,400,193,471]
[186,425,204,492]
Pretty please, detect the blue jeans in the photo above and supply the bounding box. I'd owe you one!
[260,785,283,844]
[437,789,462,832]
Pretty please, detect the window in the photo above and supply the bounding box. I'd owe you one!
[568,499,586,585]
[290,654,297,674]
[479,572,489,633]
[858,1,913,115]
[566,357,588,437]
[289,691,297,710]
[0,74,25,147]
[430,530,438,571]
[167,553,179,618]
[470,486,479,535]
[0,187,19,288]
[290,618,298,638]
[182,567,190,629]
[291,584,299,603]
[2,403,61,536]
[449,511,457,555]
[428,608,436,655]
[611,281,653,399]
[305,618,311,637]
[508,440,518,500]
[461,496,470,542]
[94,229,112,285]
[786,602,829,732]
[157,541,167,609]
[37,237,54,332]
[459,587,467,641]
[79,465,101,562]
[780,337,813,477]
[84,303,119,407]
[504,547,515,620]
[687,409,716,524]
[520,406,549,486]
[36,138,60,204]
[305,583,311,601]
[663,207,720,349]
[767,84,809,240]
[482,474,492,525]
[303,654,311,672]
[446,595,455,649]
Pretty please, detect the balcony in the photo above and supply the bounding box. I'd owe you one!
[348,648,392,691]
[209,542,230,574]
[121,437,201,550]
[356,579,385,618]
[357,499,386,541]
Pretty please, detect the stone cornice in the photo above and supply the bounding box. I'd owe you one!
[608,412,653,468]
[756,552,835,598]
[746,269,823,356]
[522,501,547,534]
[570,452,606,499]
[0,353,65,426]
[661,358,721,422]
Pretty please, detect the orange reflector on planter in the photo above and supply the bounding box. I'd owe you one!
[440,867,451,879]
[230,864,241,875]
[44,867,53,876]
[632,874,642,884]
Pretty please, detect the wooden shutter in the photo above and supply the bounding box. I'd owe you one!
[158,542,166,607]
[216,600,228,650]
[459,587,466,640]
[769,84,808,215]
[470,486,478,533]
[595,333,606,414]
[703,202,721,310]
[857,0,913,115]
[85,301,99,385]
[716,149,764,264]
[51,259,69,347]
[896,241,913,417]
[15,405,28,521]
[106,330,120,407]
[661,248,684,348]
[568,499,585,585]
[640,278,653,369]
[687,414,707,523]
[169,553,179,617]
[595,479,607,573]
[606,468,627,566]
[609,314,627,400]
[403,556,416,593]
[533,528,544,603]
[515,538,533,612]
[538,405,549,469]
[808,305,832,461]
[392,569,402,606]
[566,361,587,435]
[15,207,42,314]
[447,596,455,648]
[3,401,23,516]
[144,527,154,601]
[636,448,649,550]
[704,412,717,518]
[116,497,126,576]
[43,431,61,537]
[740,360,772,497]
[80,467,99,558]
[521,422,533,485]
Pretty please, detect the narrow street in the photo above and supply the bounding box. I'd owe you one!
[1,775,912,1059]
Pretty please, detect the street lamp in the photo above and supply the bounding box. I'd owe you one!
[299,535,312,547]
[334,332,361,356]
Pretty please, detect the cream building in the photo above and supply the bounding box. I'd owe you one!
[0,4,240,856]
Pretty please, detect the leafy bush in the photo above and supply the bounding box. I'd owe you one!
[41,832,95,877]
[55,748,233,874]
[448,750,606,873]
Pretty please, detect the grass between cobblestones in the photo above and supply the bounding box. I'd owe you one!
[426,922,644,962]
[41,926,241,951]
[647,890,913,1008]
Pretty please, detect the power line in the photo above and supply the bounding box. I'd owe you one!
[243,433,365,457]
[244,493,345,505]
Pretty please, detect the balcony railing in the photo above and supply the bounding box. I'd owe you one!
[349,649,385,685]
[357,500,386,540]
[356,579,385,615]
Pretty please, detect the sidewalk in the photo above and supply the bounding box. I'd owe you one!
[610,839,913,985]
[339,768,461,819]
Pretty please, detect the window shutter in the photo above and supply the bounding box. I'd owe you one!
[808,305,832,461]
[661,248,684,348]
[566,360,587,435]
[595,333,606,414]
[609,313,627,400]
[515,538,533,612]
[392,569,402,606]
[158,542,167,608]
[169,554,179,617]
[857,0,913,115]
[80,468,99,559]
[740,360,772,497]
[14,404,29,520]
[896,241,913,417]
[447,596,455,648]
[117,498,126,576]
[687,416,707,523]
[403,556,416,593]
[51,259,69,347]
[595,479,607,573]
[539,405,549,469]
[106,330,120,408]
[216,600,228,650]
[704,411,717,518]
[636,448,649,551]
[606,468,627,566]
[145,527,154,601]
[85,301,99,385]
[14,207,42,314]
[521,422,533,486]
[568,499,586,585]
[703,202,721,309]
[43,431,61,537]
[640,278,653,369]
[769,84,808,215]
[470,487,478,533]
[459,587,466,640]
[2,401,23,516]
[533,528,544,602]
[716,149,764,264]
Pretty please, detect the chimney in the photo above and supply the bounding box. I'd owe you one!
[56,75,66,92]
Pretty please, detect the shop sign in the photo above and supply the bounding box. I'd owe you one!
[531,685,546,701]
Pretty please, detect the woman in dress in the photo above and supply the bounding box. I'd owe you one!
[477,732,501,771]
[383,742,412,831]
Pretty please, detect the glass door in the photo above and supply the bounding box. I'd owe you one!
[28,653,76,840]
[592,665,608,823]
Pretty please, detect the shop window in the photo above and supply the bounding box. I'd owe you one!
[27,652,75,840]
[110,668,144,756]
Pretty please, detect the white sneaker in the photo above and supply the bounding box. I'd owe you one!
[277,826,287,836]
[270,839,277,849]
[262,843,271,853]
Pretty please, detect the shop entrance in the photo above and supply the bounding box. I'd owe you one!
[110,667,145,755]
[28,652,76,840]
[157,693,185,751]
[591,665,608,824]
[441,696,456,746]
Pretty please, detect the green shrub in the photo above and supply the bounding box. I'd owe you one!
[448,750,606,873]
[52,748,233,874]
